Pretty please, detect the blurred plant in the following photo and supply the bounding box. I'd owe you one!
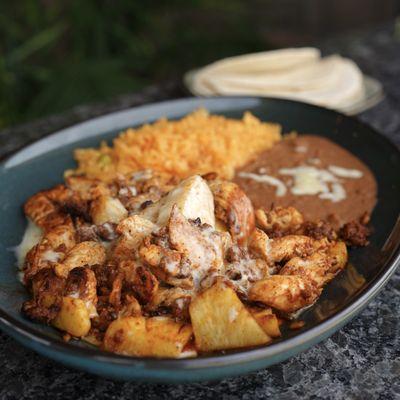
[0,0,267,128]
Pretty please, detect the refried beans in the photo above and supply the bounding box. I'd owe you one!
[234,135,377,226]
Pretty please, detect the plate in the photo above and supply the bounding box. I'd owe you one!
[0,97,399,382]
[183,69,384,115]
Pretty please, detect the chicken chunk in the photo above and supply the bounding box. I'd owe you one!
[23,222,76,282]
[65,176,110,200]
[90,195,128,225]
[223,257,269,295]
[55,241,106,278]
[255,206,303,235]
[24,189,71,231]
[118,260,159,303]
[249,275,321,314]
[139,239,192,289]
[168,205,224,273]
[208,180,255,244]
[118,295,142,318]
[147,287,192,320]
[140,175,215,228]
[280,241,348,288]
[45,184,91,221]
[24,192,58,229]
[139,206,226,290]
[112,215,156,262]
[64,267,98,317]
[108,272,123,309]
[249,229,325,265]
[22,268,65,323]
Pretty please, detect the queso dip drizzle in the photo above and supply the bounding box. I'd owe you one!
[239,164,364,203]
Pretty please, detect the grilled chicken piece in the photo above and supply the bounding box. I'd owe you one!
[208,180,255,244]
[249,229,326,265]
[140,175,215,228]
[108,272,124,309]
[44,184,91,221]
[168,205,224,274]
[139,238,192,289]
[280,241,348,288]
[65,176,110,200]
[22,268,65,323]
[224,257,269,295]
[123,191,162,213]
[25,177,110,231]
[24,189,72,231]
[249,240,347,314]
[24,192,57,228]
[112,215,156,262]
[147,287,192,320]
[118,260,159,303]
[131,170,179,195]
[64,267,98,317]
[255,206,303,235]
[138,206,226,290]
[23,222,76,283]
[249,275,321,314]
[116,170,178,211]
[118,294,142,318]
[90,195,128,225]
[55,241,106,278]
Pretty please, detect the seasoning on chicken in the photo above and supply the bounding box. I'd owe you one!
[19,168,359,357]
[255,206,303,237]
[208,180,255,244]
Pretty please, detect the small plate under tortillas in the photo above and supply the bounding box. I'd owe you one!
[184,48,383,115]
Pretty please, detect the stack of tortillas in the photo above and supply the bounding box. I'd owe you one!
[186,48,383,114]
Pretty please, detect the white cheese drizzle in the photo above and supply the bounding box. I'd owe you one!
[238,172,287,197]
[294,145,308,153]
[279,166,337,196]
[239,163,363,203]
[328,165,363,178]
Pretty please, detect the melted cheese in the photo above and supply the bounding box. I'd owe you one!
[42,250,63,263]
[279,166,336,196]
[319,182,346,202]
[328,165,363,178]
[240,163,363,203]
[15,220,43,269]
[238,172,287,196]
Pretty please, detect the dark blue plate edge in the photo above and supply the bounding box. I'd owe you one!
[0,96,399,382]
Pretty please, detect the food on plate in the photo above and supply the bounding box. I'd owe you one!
[189,282,271,351]
[18,111,375,358]
[103,316,195,358]
[235,134,377,226]
[69,109,281,182]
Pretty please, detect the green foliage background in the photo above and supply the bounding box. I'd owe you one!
[0,0,269,128]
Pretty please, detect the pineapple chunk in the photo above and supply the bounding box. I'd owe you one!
[189,283,271,352]
[248,307,281,338]
[103,316,195,358]
[52,297,91,337]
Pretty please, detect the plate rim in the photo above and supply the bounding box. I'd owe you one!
[0,96,399,374]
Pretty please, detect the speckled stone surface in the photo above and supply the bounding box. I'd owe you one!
[0,22,399,400]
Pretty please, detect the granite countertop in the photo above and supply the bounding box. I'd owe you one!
[0,22,399,400]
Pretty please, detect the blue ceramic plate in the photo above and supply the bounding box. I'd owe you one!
[0,97,399,382]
